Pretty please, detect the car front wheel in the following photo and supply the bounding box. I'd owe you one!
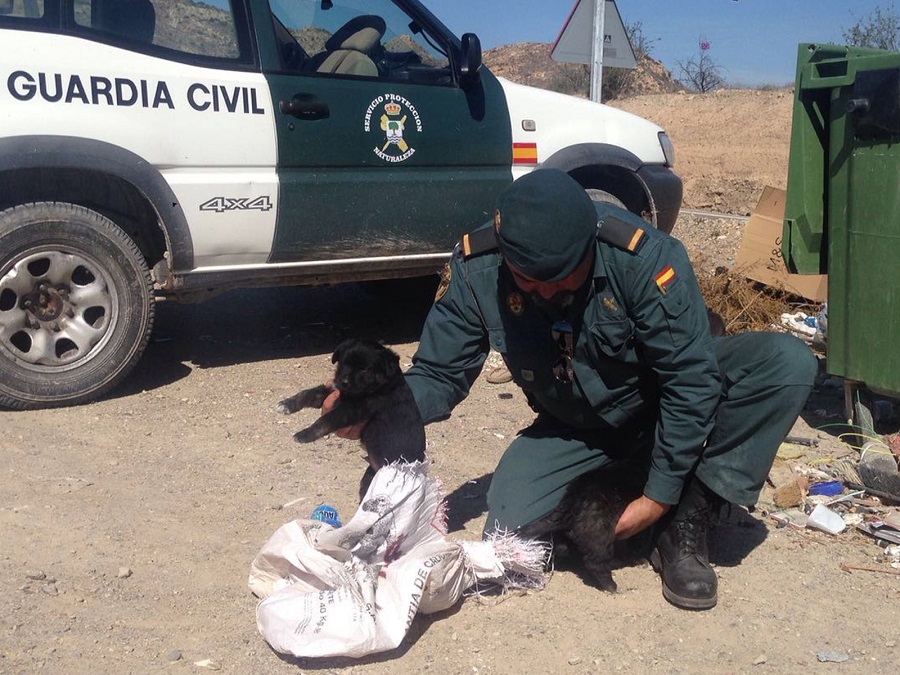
[585,188,627,210]
[0,202,155,409]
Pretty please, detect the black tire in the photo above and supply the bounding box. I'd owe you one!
[0,202,154,409]
[585,188,627,210]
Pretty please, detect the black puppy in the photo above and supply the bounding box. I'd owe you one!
[707,307,726,337]
[516,465,646,593]
[277,339,426,499]
[515,310,724,592]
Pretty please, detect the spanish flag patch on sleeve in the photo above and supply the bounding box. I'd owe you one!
[654,265,676,294]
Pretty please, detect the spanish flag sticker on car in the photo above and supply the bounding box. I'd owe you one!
[512,142,537,165]
[654,265,675,294]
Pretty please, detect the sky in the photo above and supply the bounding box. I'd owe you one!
[435,0,895,86]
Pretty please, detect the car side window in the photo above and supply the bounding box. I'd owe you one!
[0,1,45,19]
[72,0,241,60]
[268,0,452,85]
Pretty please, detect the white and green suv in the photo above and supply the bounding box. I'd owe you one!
[0,0,681,408]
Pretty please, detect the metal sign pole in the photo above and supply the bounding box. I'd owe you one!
[590,0,606,102]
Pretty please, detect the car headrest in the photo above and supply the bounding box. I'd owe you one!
[101,0,156,44]
[324,15,386,53]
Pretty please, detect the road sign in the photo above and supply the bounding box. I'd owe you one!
[551,0,636,69]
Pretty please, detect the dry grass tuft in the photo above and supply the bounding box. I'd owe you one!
[697,265,817,335]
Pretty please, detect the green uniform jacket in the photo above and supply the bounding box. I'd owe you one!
[406,204,723,505]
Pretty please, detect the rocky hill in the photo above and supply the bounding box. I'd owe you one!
[483,42,684,99]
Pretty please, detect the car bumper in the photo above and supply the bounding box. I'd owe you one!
[638,164,683,234]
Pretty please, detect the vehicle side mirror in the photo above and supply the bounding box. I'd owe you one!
[459,33,482,89]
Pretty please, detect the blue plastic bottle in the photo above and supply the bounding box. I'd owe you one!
[310,504,342,528]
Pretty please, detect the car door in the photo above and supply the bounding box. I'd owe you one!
[257,0,513,263]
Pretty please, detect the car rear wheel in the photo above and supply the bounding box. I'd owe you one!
[0,202,154,409]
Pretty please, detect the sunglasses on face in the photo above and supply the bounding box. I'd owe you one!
[551,320,574,384]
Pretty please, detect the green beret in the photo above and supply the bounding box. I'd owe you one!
[494,169,597,282]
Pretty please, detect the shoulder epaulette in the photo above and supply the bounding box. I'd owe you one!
[596,213,647,254]
[460,224,499,259]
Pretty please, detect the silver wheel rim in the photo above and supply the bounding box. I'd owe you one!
[0,247,118,372]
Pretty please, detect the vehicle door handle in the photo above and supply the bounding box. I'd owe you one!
[279,95,330,120]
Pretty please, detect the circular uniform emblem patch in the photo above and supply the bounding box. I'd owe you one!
[507,291,524,316]
[363,94,423,163]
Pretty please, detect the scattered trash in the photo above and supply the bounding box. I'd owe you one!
[770,508,808,529]
[193,658,221,670]
[249,462,549,659]
[858,442,900,499]
[885,544,900,564]
[839,562,900,577]
[784,435,819,447]
[889,433,900,458]
[814,302,828,344]
[884,511,900,529]
[310,504,342,528]
[768,463,804,508]
[762,384,900,575]
[780,311,817,340]
[825,489,865,506]
[855,520,900,545]
[806,504,846,535]
[808,480,843,497]
[776,443,807,461]
[840,512,864,527]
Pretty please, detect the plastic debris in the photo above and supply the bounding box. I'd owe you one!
[310,504,342,528]
[194,659,221,670]
[856,520,900,545]
[249,462,550,659]
[808,480,843,497]
[770,508,808,529]
[806,504,846,535]
[780,311,817,340]
[814,302,827,344]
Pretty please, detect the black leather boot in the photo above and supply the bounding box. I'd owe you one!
[650,477,718,610]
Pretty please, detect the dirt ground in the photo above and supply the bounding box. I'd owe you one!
[3,89,900,675]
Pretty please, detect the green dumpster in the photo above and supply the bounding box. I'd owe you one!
[783,43,900,401]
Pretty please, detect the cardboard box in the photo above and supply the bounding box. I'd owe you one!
[734,186,828,302]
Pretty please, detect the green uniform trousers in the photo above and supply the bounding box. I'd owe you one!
[485,331,817,532]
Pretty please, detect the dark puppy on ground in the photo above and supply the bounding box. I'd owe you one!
[515,311,723,592]
[277,339,426,499]
[516,465,646,593]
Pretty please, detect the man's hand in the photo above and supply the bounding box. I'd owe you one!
[321,385,366,440]
[614,495,671,540]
